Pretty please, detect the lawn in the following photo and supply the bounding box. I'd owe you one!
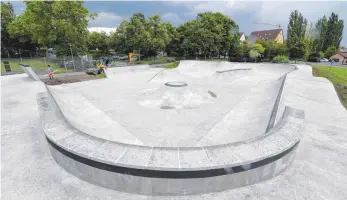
[161,61,179,69]
[1,58,72,74]
[311,65,347,85]
[311,65,347,109]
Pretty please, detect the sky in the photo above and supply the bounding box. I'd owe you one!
[11,0,347,46]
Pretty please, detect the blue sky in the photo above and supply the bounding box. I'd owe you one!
[11,1,347,46]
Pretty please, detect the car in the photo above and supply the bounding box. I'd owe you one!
[320,58,329,62]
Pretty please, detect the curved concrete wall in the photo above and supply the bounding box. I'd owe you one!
[37,86,305,195]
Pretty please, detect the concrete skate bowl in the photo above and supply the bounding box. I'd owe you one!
[37,61,304,195]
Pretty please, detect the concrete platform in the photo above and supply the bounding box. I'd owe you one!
[2,62,347,199]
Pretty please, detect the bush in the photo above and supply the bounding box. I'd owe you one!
[272,55,289,63]
[308,53,321,62]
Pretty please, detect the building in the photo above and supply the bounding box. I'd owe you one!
[239,32,246,42]
[248,29,284,44]
[330,48,347,64]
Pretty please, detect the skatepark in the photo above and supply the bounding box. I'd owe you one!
[2,61,347,199]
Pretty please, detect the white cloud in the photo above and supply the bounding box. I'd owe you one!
[163,1,347,45]
[88,27,117,35]
[162,12,184,24]
[88,12,126,28]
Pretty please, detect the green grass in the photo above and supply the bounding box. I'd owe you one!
[162,61,179,69]
[312,65,347,109]
[1,58,71,73]
[311,65,347,85]
[95,73,105,79]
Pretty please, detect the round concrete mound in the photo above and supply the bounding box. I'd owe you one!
[37,61,304,196]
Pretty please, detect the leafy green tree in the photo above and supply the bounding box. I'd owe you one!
[179,20,202,59]
[324,46,337,59]
[164,23,179,56]
[87,32,110,54]
[127,13,150,56]
[242,40,252,58]
[289,41,306,63]
[249,50,260,62]
[1,2,15,57]
[256,39,288,60]
[8,1,92,56]
[146,14,170,58]
[252,43,265,54]
[287,10,307,48]
[228,33,242,58]
[324,12,344,50]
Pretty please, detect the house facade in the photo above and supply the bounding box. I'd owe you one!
[248,29,284,44]
[330,48,347,64]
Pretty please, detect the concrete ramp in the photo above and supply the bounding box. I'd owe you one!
[104,64,150,78]
[19,64,40,81]
[47,85,144,145]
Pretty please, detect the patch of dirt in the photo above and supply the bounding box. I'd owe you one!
[44,78,81,85]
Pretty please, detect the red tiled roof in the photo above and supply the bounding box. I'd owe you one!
[339,52,347,58]
[250,29,282,40]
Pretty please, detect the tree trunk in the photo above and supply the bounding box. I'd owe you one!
[205,53,206,60]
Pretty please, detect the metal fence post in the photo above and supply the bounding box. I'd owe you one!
[63,56,67,71]
[81,56,84,70]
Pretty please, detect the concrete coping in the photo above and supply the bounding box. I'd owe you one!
[38,89,305,172]
[19,64,40,81]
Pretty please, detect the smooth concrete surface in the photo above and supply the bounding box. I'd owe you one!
[47,61,296,147]
[19,64,40,81]
[2,63,347,199]
[33,61,304,195]
[38,91,304,171]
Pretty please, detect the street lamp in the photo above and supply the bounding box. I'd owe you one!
[69,43,76,71]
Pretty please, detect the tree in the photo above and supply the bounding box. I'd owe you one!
[126,13,150,56]
[164,23,179,56]
[179,20,202,59]
[252,43,265,54]
[1,2,15,57]
[256,39,288,60]
[289,41,306,63]
[313,16,328,53]
[324,46,337,59]
[242,40,252,58]
[87,32,110,54]
[146,14,170,58]
[249,50,260,62]
[324,12,344,50]
[8,1,92,56]
[287,10,307,48]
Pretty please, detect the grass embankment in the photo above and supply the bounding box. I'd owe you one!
[162,61,179,69]
[1,58,72,74]
[312,65,347,109]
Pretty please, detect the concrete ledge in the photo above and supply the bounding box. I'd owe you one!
[37,87,305,195]
[19,64,40,81]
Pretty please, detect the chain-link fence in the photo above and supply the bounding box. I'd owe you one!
[45,54,95,72]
